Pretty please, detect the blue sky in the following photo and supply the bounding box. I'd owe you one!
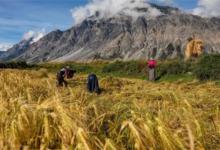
[0,0,198,50]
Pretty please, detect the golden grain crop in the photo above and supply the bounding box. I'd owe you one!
[0,69,219,150]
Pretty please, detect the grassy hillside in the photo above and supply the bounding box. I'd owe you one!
[0,69,219,149]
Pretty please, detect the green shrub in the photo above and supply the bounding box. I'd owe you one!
[194,54,220,80]
[156,59,194,78]
[102,61,146,77]
[0,61,31,69]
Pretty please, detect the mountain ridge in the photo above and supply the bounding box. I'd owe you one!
[1,3,220,63]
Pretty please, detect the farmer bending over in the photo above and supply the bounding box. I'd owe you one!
[57,66,76,87]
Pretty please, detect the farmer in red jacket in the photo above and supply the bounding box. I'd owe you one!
[147,58,157,81]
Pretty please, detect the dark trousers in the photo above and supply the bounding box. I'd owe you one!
[57,74,67,87]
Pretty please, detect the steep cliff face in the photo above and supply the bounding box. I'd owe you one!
[1,3,220,63]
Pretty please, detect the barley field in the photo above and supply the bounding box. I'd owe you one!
[0,69,219,150]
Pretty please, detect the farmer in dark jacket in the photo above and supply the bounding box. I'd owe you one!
[57,67,68,87]
[87,74,101,94]
[57,66,76,87]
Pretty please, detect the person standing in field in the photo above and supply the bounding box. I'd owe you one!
[147,58,157,81]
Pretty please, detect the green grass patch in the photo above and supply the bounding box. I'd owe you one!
[102,60,147,79]
[157,74,195,82]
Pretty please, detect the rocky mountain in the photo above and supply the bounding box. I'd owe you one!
[1,3,220,63]
[0,38,33,62]
[0,51,5,55]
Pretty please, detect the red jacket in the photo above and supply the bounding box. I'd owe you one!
[148,60,156,69]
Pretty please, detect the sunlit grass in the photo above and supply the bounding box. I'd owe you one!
[0,69,219,149]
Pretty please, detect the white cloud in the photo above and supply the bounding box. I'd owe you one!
[193,0,220,17]
[0,43,13,51]
[23,29,46,44]
[71,0,162,24]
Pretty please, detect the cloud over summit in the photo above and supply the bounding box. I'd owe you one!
[193,0,220,17]
[0,43,13,51]
[71,0,220,24]
[23,29,46,44]
[71,0,162,24]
